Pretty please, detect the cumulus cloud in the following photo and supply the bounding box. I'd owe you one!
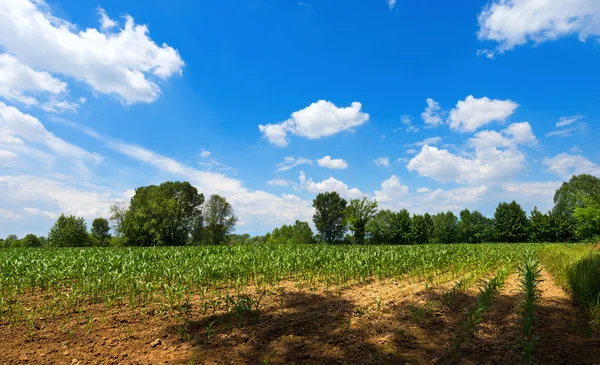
[407,145,527,184]
[421,98,443,127]
[276,156,312,172]
[448,96,518,132]
[543,153,600,179]
[477,0,600,55]
[0,54,78,112]
[417,187,431,193]
[373,175,408,203]
[200,149,211,158]
[0,0,184,104]
[411,136,442,147]
[298,171,363,199]
[259,100,369,146]
[469,122,537,149]
[374,157,390,167]
[317,155,348,169]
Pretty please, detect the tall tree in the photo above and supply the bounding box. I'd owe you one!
[47,214,89,247]
[458,209,494,243]
[312,192,348,244]
[3,234,18,248]
[90,218,112,246]
[367,209,411,245]
[121,181,204,246]
[203,194,237,245]
[345,197,378,244]
[553,174,600,217]
[411,214,428,244]
[432,212,458,244]
[494,201,529,243]
[573,195,600,240]
[529,207,553,242]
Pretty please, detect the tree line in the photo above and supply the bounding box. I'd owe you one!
[231,174,600,245]
[2,174,599,247]
[0,181,238,247]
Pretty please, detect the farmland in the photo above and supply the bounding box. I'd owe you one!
[1,243,600,364]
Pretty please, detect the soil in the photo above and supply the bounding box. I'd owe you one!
[1,269,599,365]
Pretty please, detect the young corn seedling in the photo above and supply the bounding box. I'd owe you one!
[518,252,542,364]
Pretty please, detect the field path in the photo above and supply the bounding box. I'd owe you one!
[532,268,600,365]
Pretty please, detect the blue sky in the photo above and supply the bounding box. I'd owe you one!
[0,0,599,237]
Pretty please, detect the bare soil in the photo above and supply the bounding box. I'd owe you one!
[1,269,599,365]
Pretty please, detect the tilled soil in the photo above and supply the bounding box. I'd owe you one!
[1,269,599,365]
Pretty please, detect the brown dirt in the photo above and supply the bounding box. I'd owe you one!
[1,269,599,365]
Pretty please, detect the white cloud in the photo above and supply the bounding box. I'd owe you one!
[543,153,600,179]
[477,0,600,55]
[412,136,442,147]
[373,175,408,203]
[374,157,390,167]
[546,115,588,137]
[276,156,312,172]
[0,0,184,104]
[317,155,348,170]
[0,149,17,161]
[388,0,396,10]
[0,102,101,162]
[405,148,418,155]
[0,53,77,112]
[395,115,419,133]
[407,145,527,184]
[259,100,369,146]
[417,187,431,193]
[469,122,537,149]
[97,7,117,30]
[448,95,518,132]
[421,98,443,127]
[0,208,23,220]
[298,171,363,199]
[23,207,58,219]
[200,149,211,158]
[266,179,292,186]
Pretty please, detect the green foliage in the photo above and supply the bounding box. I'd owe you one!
[518,252,542,363]
[47,214,89,247]
[494,201,529,243]
[553,174,600,218]
[458,209,494,243]
[529,207,553,242]
[410,215,428,244]
[90,218,112,247]
[345,197,378,244]
[3,234,18,248]
[21,234,41,248]
[573,195,600,240]
[203,194,237,245]
[121,181,205,246]
[312,192,348,244]
[367,209,412,244]
[432,211,458,244]
[268,220,314,244]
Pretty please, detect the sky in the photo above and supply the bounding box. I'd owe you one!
[0,0,599,237]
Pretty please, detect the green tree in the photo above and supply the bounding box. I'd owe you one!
[494,201,529,243]
[291,220,314,244]
[573,195,600,240]
[554,174,600,217]
[411,214,428,244]
[203,194,237,245]
[90,218,112,246]
[432,212,458,244]
[345,197,378,244]
[47,215,89,247]
[458,209,494,243]
[21,234,41,248]
[529,207,553,242]
[366,209,409,245]
[4,234,18,247]
[121,181,204,246]
[312,192,348,244]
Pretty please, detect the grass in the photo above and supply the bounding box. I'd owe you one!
[539,244,600,332]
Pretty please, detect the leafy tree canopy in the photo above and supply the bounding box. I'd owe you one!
[312,192,347,244]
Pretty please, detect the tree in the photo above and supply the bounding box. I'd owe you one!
[47,214,89,247]
[553,174,600,217]
[494,201,529,243]
[458,209,494,243]
[411,215,428,244]
[529,207,553,242]
[573,195,600,240]
[312,192,348,244]
[109,202,128,237]
[203,194,237,245]
[121,181,204,246]
[21,234,41,248]
[90,218,112,246]
[432,212,458,244]
[4,234,18,247]
[291,220,314,244]
[367,210,397,244]
[345,197,378,244]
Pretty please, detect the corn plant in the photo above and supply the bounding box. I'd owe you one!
[518,252,542,364]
